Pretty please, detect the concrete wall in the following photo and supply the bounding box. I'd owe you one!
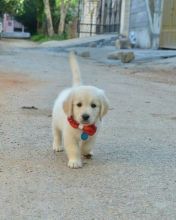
[129,0,151,48]
[120,0,131,36]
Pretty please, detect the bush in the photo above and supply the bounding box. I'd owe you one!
[31,33,68,42]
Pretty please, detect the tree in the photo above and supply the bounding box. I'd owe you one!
[58,0,71,34]
[1,0,79,37]
[43,0,55,36]
[57,0,78,35]
[0,0,23,16]
[14,0,48,35]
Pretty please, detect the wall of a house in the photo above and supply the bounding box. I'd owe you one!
[3,14,14,32]
[129,0,151,48]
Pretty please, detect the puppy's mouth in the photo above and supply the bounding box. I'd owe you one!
[81,120,90,125]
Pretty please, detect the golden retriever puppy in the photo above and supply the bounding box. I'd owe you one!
[52,52,109,168]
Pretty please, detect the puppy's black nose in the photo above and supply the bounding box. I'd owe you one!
[82,114,90,121]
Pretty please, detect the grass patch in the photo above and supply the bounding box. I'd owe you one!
[31,33,68,43]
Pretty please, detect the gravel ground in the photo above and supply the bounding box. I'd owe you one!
[0,39,176,220]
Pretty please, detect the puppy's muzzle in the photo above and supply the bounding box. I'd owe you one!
[82,114,90,122]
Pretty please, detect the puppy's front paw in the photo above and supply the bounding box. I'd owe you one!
[68,159,82,169]
[53,144,64,152]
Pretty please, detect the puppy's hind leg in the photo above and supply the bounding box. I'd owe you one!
[52,126,64,152]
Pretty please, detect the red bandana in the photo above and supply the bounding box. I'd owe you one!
[67,116,97,136]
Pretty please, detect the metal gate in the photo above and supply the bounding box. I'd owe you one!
[77,0,121,36]
[160,0,176,48]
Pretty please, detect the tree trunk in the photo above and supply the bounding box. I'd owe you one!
[58,0,70,35]
[43,0,54,37]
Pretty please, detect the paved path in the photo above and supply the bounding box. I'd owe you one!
[0,39,176,219]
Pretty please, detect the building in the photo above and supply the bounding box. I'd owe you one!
[120,0,176,49]
[1,13,30,38]
[79,0,176,49]
[3,13,25,33]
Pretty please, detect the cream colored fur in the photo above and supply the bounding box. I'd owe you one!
[52,52,109,168]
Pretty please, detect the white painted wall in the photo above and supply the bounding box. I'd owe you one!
[129,0,152,48]
[120,0,131,36]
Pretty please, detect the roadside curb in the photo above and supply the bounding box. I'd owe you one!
[39,34,118,49]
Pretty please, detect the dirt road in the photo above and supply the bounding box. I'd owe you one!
[0,39,176,220]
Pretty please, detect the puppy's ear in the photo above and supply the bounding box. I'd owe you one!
[99,90,109,120]
[63,92,74,117]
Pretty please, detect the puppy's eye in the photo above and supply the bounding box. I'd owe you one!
[77,102,82,107]
[91,103,96,108]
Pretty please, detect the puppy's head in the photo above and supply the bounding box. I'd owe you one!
[63,86,109,125]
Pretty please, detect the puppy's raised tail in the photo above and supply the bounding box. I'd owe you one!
[69,51,82,86]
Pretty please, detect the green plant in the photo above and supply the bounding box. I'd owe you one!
[31,32,67,42]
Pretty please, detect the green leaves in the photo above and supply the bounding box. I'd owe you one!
[0,0,79,36]
[0,0,24,16]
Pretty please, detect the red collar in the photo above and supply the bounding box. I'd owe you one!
[67,116,97,136]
